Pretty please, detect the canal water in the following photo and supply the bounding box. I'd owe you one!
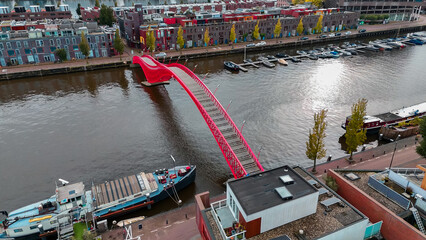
[1,38,426,216]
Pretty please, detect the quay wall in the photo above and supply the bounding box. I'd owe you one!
[1,24,425,81]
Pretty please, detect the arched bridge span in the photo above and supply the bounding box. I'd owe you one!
[133,55,264,179]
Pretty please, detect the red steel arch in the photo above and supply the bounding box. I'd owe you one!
[133,55,264,179]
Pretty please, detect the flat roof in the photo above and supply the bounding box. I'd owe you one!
[57,182,85,203]
[227,165,317,215]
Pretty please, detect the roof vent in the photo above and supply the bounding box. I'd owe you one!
[275,186,293,200]
[280,175,294,185]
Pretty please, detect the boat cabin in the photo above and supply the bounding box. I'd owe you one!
[57,182,86,212]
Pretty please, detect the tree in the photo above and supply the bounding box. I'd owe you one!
[114,0,118,7]
[95,0,100,8]
[146,26,156,55]
[55,48,68,62]
[416,118,426,158]
[113,29,124,60]
[204,27,210,46]
[99,4,115,27]
[57,0,61,7]
[311,0,323,8]
[297,17,304,36]
[345,98,368,160]
[82,230,95,240]
[306,109,328,173]
[252,21,260,41]
[76,3,82,16]
[230,24,236,47]
[314,14,323,34]
[292,0,305,5]
[79,32,91,63]
[274,19,282,42]
[177,26,185,52]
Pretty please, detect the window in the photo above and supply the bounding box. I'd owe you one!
[73,45,79,51]
[0,43,3,49]
[30,225,38,230]
[50,39,54,46]
[23,41,28,48]
[65,38,70,45]
[72,38,76,44]
[16,41,21,48]
[101,36,105,42]
[15,49,20,55]
[95,36,99,42]
[24,49,31,54]
[44,55,51,61]
[6,42,11,49]
[36,40,44,47]
[56,39,61,46]
[37,47,43,53]
[14,229,23,233]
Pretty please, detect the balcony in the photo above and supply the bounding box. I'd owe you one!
[210,199,246,240]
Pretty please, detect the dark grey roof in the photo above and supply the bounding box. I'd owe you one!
[374,112,401,122]
[228,165,317,216]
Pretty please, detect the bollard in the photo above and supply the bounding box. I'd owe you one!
[327,155,332,162]
[166,220,168,224]
[185,213,188,219]
[373,154,375,158]
[324,169,327,173]
[360,158,363,162]
[337,166,339,169]
[384,151,386,154]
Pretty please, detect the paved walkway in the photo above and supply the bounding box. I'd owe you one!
[308,136,425,179]
[1,16,425,76]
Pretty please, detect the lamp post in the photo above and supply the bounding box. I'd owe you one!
[389,134,401,171]
[240,120,246,133]
[257,145,264,160]
[170,155,176,175]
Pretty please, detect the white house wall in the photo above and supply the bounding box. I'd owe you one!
[316,217,369,240]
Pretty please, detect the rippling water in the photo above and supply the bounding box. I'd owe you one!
[1,39,426,213]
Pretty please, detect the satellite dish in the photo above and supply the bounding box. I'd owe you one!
[58,179,69,186]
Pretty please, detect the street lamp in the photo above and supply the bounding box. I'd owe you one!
[170,155,177,176]
[257,145,264,160]
[240,120,246,133]
[388,134,401,171]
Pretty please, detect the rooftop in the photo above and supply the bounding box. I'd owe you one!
[227,165,317,215]
[57,182,85,204]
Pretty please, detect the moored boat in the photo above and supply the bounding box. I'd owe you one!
[224,61,239,72]
[342,102,426,134]
[0,165,196,239]
[277,58,288,66]
[262,60,275,68]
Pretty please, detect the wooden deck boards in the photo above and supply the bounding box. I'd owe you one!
[100,183,109,204]
[114,180,123,199]
[118,178,129,197]
[105,182,114,202]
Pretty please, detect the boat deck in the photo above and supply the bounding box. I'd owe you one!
[374,112,401,122]
[92,172,158,206]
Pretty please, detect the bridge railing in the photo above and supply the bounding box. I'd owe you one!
[166,63,247,178]
[169,63,264,173]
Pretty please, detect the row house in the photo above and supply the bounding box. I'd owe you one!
[0,5,72,22]
[0,21,115,66]
[139,11,359,51]
[327,0,425,15]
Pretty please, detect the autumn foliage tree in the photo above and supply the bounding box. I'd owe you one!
[230,24,236,45]
[79,32,90,63]
[314,14,323,34]
[306,109,328,173]
[274,19,282,42]
[345,98,368,160]
[297,17,304,36]
[204,27,210,46]
[416,118,426,159]
[113,29,124,60]
[252,21,260,41]
[177,26,185,52]
[146,26,155,55]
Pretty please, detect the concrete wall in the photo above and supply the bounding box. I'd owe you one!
[317,218,369,240]
[328,170,426,240]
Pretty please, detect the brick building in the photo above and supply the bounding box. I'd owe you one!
[326,0,425,16]
[0,5,72,22]
[139,11,359,51]
[0,20,115,66]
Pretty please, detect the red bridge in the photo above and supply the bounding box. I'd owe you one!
[133,55,264,179]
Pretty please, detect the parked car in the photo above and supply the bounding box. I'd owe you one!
[246,43,256,47]
[359,29,367,33]
[155,52,167,58]
[328,33,335,37]
[300,37,309,40]
[345,31,352,35]
[256,41,266,46]
[319,34,327,38]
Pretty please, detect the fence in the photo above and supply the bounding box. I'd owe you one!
[368,175,410,210]
[364,221,383,239]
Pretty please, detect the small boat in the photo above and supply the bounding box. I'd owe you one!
[296,50,307,55]
[339,50,352,56]
[243,59,253,63]
[289,57,301,63]
[275,53,289,58]
[266,55,276,60]
[262,60,275,68]
[224,61,240,72]
[257,56,268,61]
[277,58,288,66]
[116,216,146,227]
[345,49,358,55]
[308,54,318,60]
[365,45,380,51]
[329,51,340,58]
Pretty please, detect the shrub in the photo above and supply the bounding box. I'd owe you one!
[323,175,339,192]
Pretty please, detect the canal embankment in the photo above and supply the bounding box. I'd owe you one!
[1,22,425,81]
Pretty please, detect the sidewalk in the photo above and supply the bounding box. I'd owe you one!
[307,136,425,179]
[1,16,425,76]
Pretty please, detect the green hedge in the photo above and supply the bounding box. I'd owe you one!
[360,14,390,21]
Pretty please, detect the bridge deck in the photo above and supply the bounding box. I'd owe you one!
[168,66,260,174]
